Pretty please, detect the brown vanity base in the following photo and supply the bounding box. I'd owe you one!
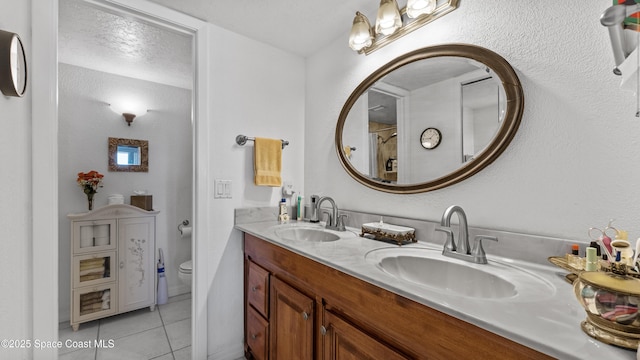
[243,233,553,360]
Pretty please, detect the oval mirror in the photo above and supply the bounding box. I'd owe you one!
[336,44,523,194]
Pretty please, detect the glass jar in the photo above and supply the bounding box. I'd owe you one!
[573,265,640,350]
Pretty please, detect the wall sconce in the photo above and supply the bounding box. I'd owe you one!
[109,101,148,126]
[349,0,460,55]
[122,112,137,126]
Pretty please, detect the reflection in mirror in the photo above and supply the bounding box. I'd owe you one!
[116,145,142,166]
[462,76,505,163]
[336,44,524,194]
[108,137,148,172]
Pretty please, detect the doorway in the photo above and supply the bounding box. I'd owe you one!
[32,0,210,358]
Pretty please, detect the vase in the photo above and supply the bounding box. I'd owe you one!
[86,192,94,211]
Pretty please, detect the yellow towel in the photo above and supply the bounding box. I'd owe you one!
[254,137,282,186]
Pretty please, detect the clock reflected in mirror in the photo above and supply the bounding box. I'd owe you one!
[420,127,441,149]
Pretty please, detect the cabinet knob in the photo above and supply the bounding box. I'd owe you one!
[251,286,258,292]
[302,312,309,320]
[251,333,257,340]
[119,261,124,269]
[320,326,327,336]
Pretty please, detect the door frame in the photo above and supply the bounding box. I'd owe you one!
[32,1,211,359]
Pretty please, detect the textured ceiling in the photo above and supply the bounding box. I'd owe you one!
[59,0,193,89]
[144,0,376,57]
[59,0,379,89]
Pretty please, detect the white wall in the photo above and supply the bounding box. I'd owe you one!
[57,64,192,322]
[306,1,640,241]
[205,24,305,358]
[406,80,461,182]
[0,0,32,358]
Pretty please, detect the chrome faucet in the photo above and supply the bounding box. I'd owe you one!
[435,205,497,264]
[312,196,347,231]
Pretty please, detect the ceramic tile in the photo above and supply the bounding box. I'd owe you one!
[173,346,191,360]
[96,327,171,360]
[158,298,191,325]
[98,308,163,340]
[150,353,174,360]
[58,320,99,355]
[165,317,191,351]
[59,347,97,360]
[65,295,192,359]
[168,292,191,303]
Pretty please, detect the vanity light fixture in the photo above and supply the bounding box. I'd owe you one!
[349,0,459,55]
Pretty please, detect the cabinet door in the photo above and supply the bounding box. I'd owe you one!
[322,310,408,360]
[73,251,116,288]
[72,219,116,254]
[118,216,156,312]
[270,277,314,360]
[72,282,117,326]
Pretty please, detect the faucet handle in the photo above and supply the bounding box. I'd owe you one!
[435,227,456,252]
[322,211,332,226]
[337,214,348,231]
[471,235,498,264]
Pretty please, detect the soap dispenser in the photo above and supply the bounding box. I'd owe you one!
[309,195,320,223]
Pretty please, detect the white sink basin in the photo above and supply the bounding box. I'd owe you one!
[365,247,555,301]
[275,226,341,242]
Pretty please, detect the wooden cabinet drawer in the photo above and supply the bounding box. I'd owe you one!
[247,306,269,360]
[248,261,269,317]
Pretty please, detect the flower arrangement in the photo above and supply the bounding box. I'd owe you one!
[77,170,104,210]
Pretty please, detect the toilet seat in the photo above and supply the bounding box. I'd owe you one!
[179,260,192,274]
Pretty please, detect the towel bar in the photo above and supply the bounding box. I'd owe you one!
[236,134,289,149]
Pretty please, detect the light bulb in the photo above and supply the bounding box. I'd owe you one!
[349,12,374,51]
[375,0,402,36]
[407,0,437,18]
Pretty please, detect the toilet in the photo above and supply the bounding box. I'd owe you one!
[178,260,192,290]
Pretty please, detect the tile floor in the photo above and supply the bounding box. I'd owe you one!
[59,294,191,360]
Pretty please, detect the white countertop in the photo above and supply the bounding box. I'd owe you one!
[236,219,636,360]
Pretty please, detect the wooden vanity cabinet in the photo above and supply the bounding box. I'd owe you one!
[244,233,553,360]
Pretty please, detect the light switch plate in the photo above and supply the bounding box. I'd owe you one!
[214,179,232,199]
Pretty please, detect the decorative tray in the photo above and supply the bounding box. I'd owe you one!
[547,256,578,273]
[360,222,416,245]
[548,256,640,281]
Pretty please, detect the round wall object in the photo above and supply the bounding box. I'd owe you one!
[0,29,27,97]
[420,127,441,149]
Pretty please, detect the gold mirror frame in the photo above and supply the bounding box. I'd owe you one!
[336,44,524,194]
[108,137,149,172]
